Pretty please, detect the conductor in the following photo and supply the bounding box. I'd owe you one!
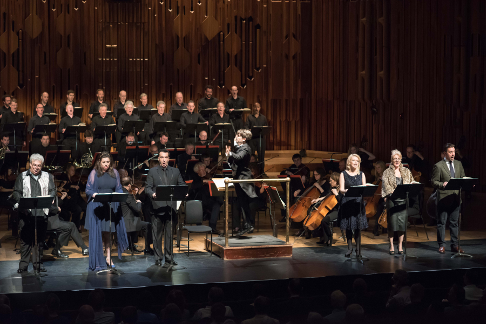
[145,149,185,267]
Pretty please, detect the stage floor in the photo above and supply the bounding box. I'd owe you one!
[1,238,485,295]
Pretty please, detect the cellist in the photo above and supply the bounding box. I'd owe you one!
[371,161,386,236]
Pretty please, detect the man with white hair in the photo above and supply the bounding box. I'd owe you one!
[117,101,141,144]
[12,154,56,273]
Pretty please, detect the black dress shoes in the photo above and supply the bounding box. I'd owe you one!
[237,226,254,236]
[211,228,221,235]
[155,260,162,266]
[128,246,143,254]
[17,268,28,274]
[52,249,69,258]
[34,264,47,272]
[144,248,154,256]
[163,260,178,268]
[82,248,89,256]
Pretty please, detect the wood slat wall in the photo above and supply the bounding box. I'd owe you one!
[0,0,485,190]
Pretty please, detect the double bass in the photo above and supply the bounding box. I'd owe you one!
[304,189,339,231]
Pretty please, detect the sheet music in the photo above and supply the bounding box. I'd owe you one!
[212,178,234,190]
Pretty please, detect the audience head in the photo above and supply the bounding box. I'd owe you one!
[88,289,106,312]
[345,304,364,324]
[447,284,465,305]
[0,304,11,324]
[161,303,182,323]
[0,295,10,308]
[121,306,137,324]
[46,293,61,314]
[410,283,425,303]
[307,312,327,324]
[330,290,346,310]
[352,278,368,294]
[464,269,479,286]
[392,269,409,287]
[166,289,186,313]
[254,296,270,315]
[77,305,95,324]
[211,302,226,323]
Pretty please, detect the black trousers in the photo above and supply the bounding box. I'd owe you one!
[19,217,47,269]
[202,197,223,230]
[437,195,460,248]
[249,197,267,227]
[54,220,87,250]
[62,138,79,161]
[128,220,152,248]
[151,208,176,262]
[234,184,252,229]
[321,210,339,242]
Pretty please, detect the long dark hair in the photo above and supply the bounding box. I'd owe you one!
[94,152,116,178]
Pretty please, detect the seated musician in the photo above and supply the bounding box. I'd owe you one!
[78,130,95,164]
[249,163,268,230]
[189,162,223,234]
[155,131,174,151]
[137,144,159,173]
[120,177,153,254]
[279,153,310,219]
[200,154,215,172]
[90,103,114,153]
[195,130,209,146]
[27,103,50,149]
[88,89,110,119]
[49,193,89,258]
[370,161,386,236]
[149,101,172,144]
[338,158,347,172]
[31,134,56,157]
[177,142,196,181]
[59,104,82,161]
[117,101,141,144]
[57,163,87,231]
[403,144,427,178]
[250,154,258,164]
[1,98,26,149]
[310,172,342,246]
[117,132,136,171]
[348,143,376,169]
[180,101,207,139]
[60,90,79,118]
[0,134,10,153]
[293,167,329,239]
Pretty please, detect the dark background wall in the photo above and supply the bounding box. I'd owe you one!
[0,0,485,189]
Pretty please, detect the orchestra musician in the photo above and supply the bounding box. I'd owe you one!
[90,103,113,153]
[120,176,153,254]
[88,89,110,119]
[39,92,55,114]
[0,94,11,118]
[431,143,466,254]
[180,101,208,139]
[225,86,247,131]
[339,154,367,258]
[189,162,223,234]
[177,142,196,181]
[403,144,427,178]
[117,133,136,171]
[0,134,10,152]
[198,85,219,119]
[371,161,386,236]
[381,150,415,255]
[145,149,185,267]
[31,134,56,157]
[137,145,159,173]
[59,104,82,161]
[279,154,310,221]
[78,130,95,163]
[245,102,268,164]
[155,132,173,151]
[195,130,209,146]
[85,152,128,270]
[60,90,79,118]
[27,103,50,149]
[150,101,172,144]
[12,154,56,273]
[113,90,128,121]
[57,163,87,231]
[117,101,140,144]
[1,98,26,149]
[338,158,346,172]
[348,143,376,169]
[225,129,257,236]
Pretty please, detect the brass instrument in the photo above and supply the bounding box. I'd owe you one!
[75,148,93,169]
[0,146,8,159]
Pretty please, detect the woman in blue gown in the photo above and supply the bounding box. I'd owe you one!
[85,152,128,270]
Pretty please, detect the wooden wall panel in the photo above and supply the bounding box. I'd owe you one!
[0,0,485,190]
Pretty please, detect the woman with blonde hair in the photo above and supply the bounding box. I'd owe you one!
[381,149,414,255]
[339,154,367,258]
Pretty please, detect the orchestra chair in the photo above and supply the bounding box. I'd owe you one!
[180,200,213,256]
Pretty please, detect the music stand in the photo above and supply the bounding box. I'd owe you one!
[229,108,251,120]
[139,109,157,122]
[19,196,54,276]
[3,151,28,174]
[45,150,71,169]
[73,107,83,119]
[33,124,57,135]
[185,123,209,139]
[43,113,58,122]
[170,109,187,122]
[153,121,180,141]
[212,123,233,149]
[322,159,340,173]
[199,107,217,119]
[251,126,271,162]
[64,125,87,155]
[389,183,423,260]
[92,111,114,119]
[344,185,378,262]
[122,120,145,137]
[444,177,478,258]
[265,185,286,238]
[93,192,129,275]
[195,145,219,163]
[155,185,188,272]
[123,145,149,172]
[3,122,26,149]
[93,124,116,150]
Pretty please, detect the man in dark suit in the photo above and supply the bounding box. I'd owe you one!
[431,143,466,254]
[145,149,185,267]
[225,129,257,236]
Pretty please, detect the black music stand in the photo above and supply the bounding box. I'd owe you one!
[444,177,478,258]
[212,123,233,149]
[43,113,58,122]
[124,145,149,172]
[322,159,340,173]
[185,123,209,139]
[139,109,157,122]
[199,108,217,119]
[389,183,423,260]
[93,192,129,275]
[116,107,127,119]
[19,196,54,276]
[265,186,286,238]
[64,125,87,156]
[93,124,116,150]
[153,121,180,141]
[3,122,26,149]
[344,185,378,262]
[45,150,71,169]
[73,107,83,119]
[122,120,145,137]
[155,185,188,272]
[229,108,250,120]
[195,145,219,163]
[251,126,271,161]
[3,151,28,174]
[33,124,57,135]
[170,109,187,122]
[92,111,114,119]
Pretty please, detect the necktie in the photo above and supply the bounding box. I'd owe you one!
[449,161,455,178]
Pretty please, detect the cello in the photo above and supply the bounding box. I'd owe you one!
[304,190,339,231]
[365,180,383,218]
[289,185,321,223]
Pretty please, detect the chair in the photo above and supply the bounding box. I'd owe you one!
[255,205,269,232]
[180,200,213,256]
[407,192,429,240]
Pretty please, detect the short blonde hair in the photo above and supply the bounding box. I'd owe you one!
[346,154,361,171]
[391,149,402,162]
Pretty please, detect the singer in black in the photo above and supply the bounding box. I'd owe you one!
[59,104,82,161]
[60,90,79,118]
[225,129,257,236]
[431,143,466,254]
[198,85,219,119]
[1,98,26,149]
[117,101,140,144]
[145,149,185,267]
[209,102,231,149]
[180,101,208,140]
[27,103,50,149]
[225,86,247,131]
[245,102,268,164]
[11,154,56,273]
[88,89,110,119]
[149,101,172,143]
[90,104,114,153]
[39,92,55,114]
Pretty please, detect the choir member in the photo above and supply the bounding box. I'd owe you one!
[117,101,140,143]
[1,98,26,148]
[27,103,50,147]
[113,90,128,120]
[137,93,153,144]
[59,104,82,161]
[0,94,11,118]
[40,92,55,114]
[179,101,207,139]
[198,85,219,118]
[90,103,114,153]
[149,101,172,144]
[245,102,268,164]
[60,90,79,118]
[225,86,247,131]
[88,89,110,119]
[169,92,187,115]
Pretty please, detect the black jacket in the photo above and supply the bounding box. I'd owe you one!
[121,188,142,232]
[227,143,257,198]
[145,166,185,211]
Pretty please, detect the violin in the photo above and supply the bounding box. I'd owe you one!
[304,188,339,231]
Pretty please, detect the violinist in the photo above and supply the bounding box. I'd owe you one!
[57,163,87,231]
[200,154,217,177]
[403,144,427,179]
[280,154,310,221]
[381,150,415,255]
[371,161,386,237]
[120,177,153,254]
[312,172,342,246]
[189,162,223,234]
